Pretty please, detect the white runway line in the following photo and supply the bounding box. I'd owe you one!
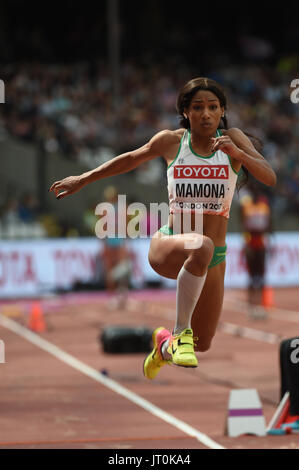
[138,300,283,345]
[0,313,225,450]
[218,321,281,344]
[224,297,299,324]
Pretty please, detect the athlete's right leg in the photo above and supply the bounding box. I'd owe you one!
[148,231,214,280]
[143,231,214,377]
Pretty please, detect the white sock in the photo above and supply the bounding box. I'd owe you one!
[160,266,207,361]
[161,339,171,360]
[174,265,207,335]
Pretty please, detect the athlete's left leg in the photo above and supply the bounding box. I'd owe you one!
[159,260,226,366]
[191,260,226,352]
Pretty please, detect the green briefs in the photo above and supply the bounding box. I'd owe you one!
[158,225,227,268]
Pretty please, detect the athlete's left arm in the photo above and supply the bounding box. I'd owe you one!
[211,128,277,187]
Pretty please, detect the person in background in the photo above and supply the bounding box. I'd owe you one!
[99,185,132,310]
[240,179,272,319]
[18,192,40,223]
[1,197,20,226]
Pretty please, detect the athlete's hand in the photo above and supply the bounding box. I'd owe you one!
[211,136,243,160]
[49,175,86,199]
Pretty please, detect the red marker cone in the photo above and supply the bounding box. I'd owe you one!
[29,301,46,332]
[262,285,274,309]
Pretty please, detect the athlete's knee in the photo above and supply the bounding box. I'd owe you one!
[201,236,214,259]
[189,236,214,269]
[148,254,162,274]
[194,336,213,352]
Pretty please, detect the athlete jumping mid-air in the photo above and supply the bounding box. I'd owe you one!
[49,77,277,379]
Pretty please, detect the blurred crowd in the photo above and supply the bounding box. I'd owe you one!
[0,191,78,238]
[0,187,161,239]
[1,56,299,220]
[0,192,44,238]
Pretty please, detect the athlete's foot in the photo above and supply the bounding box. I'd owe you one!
[143,327,171,380]
[167,328,198,367]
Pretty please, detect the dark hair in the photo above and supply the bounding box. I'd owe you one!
[176,77,254,191]
[176,77,227,130]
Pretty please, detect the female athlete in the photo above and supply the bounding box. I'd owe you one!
[49,77,277,379]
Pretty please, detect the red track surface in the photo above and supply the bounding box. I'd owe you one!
[1,288,299,450]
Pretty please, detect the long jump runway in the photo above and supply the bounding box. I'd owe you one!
[0,288,299,450]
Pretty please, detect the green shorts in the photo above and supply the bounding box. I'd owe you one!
[158,224,227,268]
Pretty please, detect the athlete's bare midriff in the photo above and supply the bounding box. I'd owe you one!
[168,212,228,247]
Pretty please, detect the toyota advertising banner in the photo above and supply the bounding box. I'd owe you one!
[0,233,298,298]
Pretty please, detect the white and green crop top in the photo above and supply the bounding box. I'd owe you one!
[167,129,240,219]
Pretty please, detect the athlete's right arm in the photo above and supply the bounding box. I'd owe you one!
[49,130,176,200]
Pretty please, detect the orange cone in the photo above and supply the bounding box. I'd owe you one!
[262,286,275,309]
[29,301,46,332]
